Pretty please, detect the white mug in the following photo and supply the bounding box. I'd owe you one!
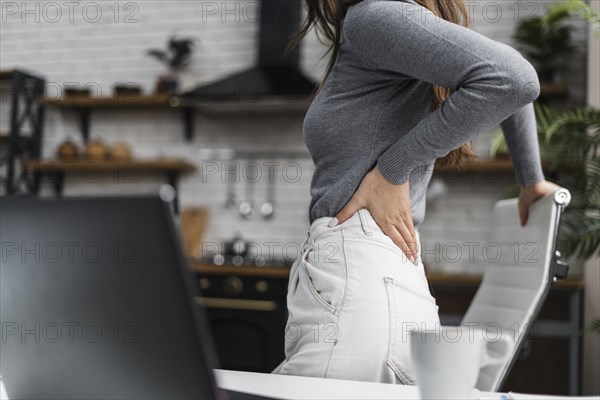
[409,326,513,400]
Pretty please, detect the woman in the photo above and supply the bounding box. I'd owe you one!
[271,0,560,384]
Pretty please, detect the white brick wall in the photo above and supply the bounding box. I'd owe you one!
[0,0,589,272]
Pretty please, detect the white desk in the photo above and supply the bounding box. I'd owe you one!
[0,369,503,400]
[3,370,598,400]
[214,369,505,399]
[3,371,597,399]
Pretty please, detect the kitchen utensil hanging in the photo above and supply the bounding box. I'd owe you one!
[238,161,257,220]
[224,160,237,209]
[260,163,277,220]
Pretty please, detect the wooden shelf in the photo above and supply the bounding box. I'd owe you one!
[540,82,569,99]
[40,94,310,113]
[175,96,312,115]
[189,263,583,289]
[190,263,291,279]
[24,158,196,173]
[427,271,584,289]
[0,69,45,82]
[39,94,311,143]
[39,94,192,142]
[40,94,174,108]
[433,158,515,174]
[433,158,581,176]
[24,158,196,212]
[0,70,13,80]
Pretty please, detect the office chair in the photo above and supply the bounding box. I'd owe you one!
[461,188,572,392]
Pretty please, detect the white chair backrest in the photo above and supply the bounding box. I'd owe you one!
[461,189,571,392]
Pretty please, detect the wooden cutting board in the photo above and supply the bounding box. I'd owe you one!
[180,207,210,259]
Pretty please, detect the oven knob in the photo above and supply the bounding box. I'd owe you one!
[223,276,243,296]
[213,254,225,266]
[255,280,269,293]
[254,256,266,267]
[199,278,211,290]
[232,255,244,266]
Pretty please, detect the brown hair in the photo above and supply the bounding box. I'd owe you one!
[285,0,477,168]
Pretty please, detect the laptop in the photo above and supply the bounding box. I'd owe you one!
[0,193,276,400]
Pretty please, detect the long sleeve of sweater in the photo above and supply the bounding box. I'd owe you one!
[342,0,545,186]
[500,103,546,185]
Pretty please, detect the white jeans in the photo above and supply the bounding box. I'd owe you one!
[271,208,440,384]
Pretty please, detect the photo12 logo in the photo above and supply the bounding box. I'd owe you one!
[1,321,141,344]
[1,2,140,24]
[0,241,141,264]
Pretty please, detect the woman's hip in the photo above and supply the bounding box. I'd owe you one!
[278,208,440,382]
[287,208,436,324]
[296,208,430,292]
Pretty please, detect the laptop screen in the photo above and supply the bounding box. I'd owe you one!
[1,195,223,400]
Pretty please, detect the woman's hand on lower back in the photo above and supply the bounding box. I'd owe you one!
[330,164,418,265]
[518,180,562,226]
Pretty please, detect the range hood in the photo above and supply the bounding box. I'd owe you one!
[182,0,317,103]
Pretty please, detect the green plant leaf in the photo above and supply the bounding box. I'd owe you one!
[582,318,600,335]
[489,130,509,158]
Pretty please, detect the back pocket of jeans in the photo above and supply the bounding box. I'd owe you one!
[383,276,440,385]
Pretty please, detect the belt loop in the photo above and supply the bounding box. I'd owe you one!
[358,208,373,236]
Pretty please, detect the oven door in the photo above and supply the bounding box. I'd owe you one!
[195,274,288,373]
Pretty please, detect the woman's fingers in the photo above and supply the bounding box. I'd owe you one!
[331,196,362,227]
[518,180,561,227]
[405,212,417,249]
[396,221,418,260]
[327,166,420,268]
[380,221,418,265]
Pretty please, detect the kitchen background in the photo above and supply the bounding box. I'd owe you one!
[0,0,590,269]
[1,0,598,396]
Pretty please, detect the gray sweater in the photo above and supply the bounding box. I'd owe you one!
[304,0,546,225]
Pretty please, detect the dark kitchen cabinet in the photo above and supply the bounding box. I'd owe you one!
[203,306,286,372]
[191,265,289,373]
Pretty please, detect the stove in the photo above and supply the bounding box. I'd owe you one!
[194,248,291,373]
[198,233,296,268]
[199,253,293,268]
